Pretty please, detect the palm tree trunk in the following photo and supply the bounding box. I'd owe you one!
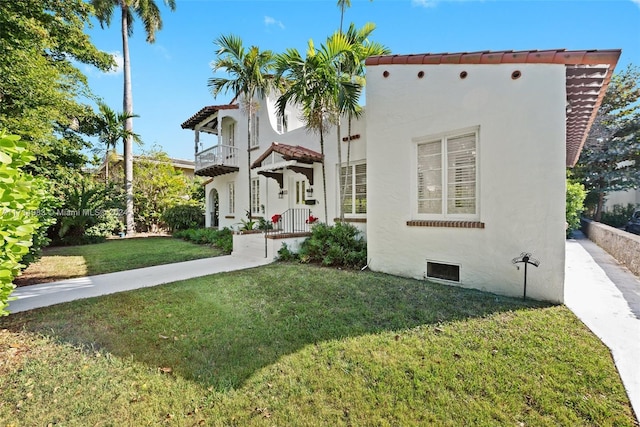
[122,5,135,235]
[247,111,252,218]
[341,115,353,218]
[337,120,344,222]
[320,126,328,223]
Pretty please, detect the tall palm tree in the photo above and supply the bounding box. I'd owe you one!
[275,35,361,223]
[91,0,176,234]
[338,23,390,219]
[208,35,275,218]
[93,101,140,184]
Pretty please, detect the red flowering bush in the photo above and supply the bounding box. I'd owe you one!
[271,214,282,223]
[306,215,318,224]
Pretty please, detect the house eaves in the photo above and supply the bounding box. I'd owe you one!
[366,49,622,167]
[180,104,239,130]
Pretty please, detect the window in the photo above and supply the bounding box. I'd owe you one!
[251,178,260,215]
[416,131,477,217]
[228,182,235,214]
[227,122,235,146]
[250,113,259,147]
[340,162,366,215]
[276,113,288,134]
[295,180,306,205]
[427,262,460,282]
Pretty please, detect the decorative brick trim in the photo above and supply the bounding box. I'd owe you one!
[406,220,485,229]
[333,217,367,223]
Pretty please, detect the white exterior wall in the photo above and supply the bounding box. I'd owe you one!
[366,63,567,302]
[203,94,368,233]
[604,189,640,211]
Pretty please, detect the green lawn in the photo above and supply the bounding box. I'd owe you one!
[14,237,224,286]
[1,264,635,425]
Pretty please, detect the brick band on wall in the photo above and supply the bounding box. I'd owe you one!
[406,220,485,229]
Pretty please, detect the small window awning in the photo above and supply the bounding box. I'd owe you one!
[251,142,323,187]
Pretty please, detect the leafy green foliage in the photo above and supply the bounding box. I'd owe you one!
[293,222,366,268]
[131,149,192,232]
[276,242,299,262]
[0,134,47,315]
[173,228,233,254]
[575,65,640,220]
[601,203,639,228]
[162,205,204,231]
[566,178,586,237]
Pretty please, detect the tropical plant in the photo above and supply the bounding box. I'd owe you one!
[0,134,47,316]
[91,0,177,234]
[275,34,361,223]
[92,101,141,183]
[296,222,367,268]
[335,23,389,220]
[208,34,275,217]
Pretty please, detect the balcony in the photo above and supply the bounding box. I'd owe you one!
[195,144,239,177]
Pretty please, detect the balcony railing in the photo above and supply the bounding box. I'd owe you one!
[195,144,239,177]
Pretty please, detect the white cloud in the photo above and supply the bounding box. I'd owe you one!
[106,51,124,75]
[632,0,640,7]
[412,0,438,7]
[264,16,285,29]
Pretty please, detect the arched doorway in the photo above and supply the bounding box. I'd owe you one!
[209,189,219,228]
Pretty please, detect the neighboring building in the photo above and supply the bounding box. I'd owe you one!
[182,48,620,303]
[95,153,196,181]
[605,189,640,211]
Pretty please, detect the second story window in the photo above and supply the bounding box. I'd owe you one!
[276,113,288,134]
[227,122,235,146]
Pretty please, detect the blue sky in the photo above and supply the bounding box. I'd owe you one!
[83,0,640,161]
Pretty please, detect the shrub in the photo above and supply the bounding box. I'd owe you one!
[296,222,367,269]
[566,179,586,237]
[600,203,639,228]
[276,243,299,262]
[162,204,204,231]
[85,209,124,238]
[0,134,47,316]
[173,227,232,254]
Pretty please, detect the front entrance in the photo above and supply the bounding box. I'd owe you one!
[209,189,219,228]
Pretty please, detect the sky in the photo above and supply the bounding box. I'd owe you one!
[82,0,640,161]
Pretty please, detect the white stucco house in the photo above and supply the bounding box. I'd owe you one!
[182,48,620,303]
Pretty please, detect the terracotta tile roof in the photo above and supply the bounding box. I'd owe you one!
[251,142,323,169]
[181,104,239,130]
[366,49,621,166]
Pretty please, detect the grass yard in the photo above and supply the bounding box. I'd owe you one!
[14,237,224,286]
[1,264,636,426]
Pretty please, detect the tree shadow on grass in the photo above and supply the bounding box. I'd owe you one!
[1,263,552,391]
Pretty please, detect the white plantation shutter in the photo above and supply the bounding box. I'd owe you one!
[228,182,235,214]
[340,162,367,215]
[354,163,367,214]
[417,140,443,214]
[447,133,476,214]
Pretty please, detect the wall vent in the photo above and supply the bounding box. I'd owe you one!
[427,261,460,282]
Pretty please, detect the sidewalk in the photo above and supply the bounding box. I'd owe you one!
[565,232,640,420]
[7,255,271,314]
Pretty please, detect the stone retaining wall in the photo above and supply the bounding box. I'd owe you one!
[581,219,640,277]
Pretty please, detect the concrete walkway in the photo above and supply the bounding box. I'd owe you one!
[7,255,271,314]
[565,232,640,420]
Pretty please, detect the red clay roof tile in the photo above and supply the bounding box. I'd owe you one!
[251,142,323,169]
[181,104,239,130]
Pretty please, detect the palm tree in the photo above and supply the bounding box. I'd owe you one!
[275,34,361,223]
[93,101,140,184]
[208,35,275,218]
[91,0,176,234]
[337,23,390,219]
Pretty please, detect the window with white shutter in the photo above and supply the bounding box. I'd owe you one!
[250,114,259,147]
[416,130,477,218]
[228,182,235,214]
[340,162,367,215]
[251,178,260,214]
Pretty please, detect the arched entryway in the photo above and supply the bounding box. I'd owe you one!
[209,188,219,228]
